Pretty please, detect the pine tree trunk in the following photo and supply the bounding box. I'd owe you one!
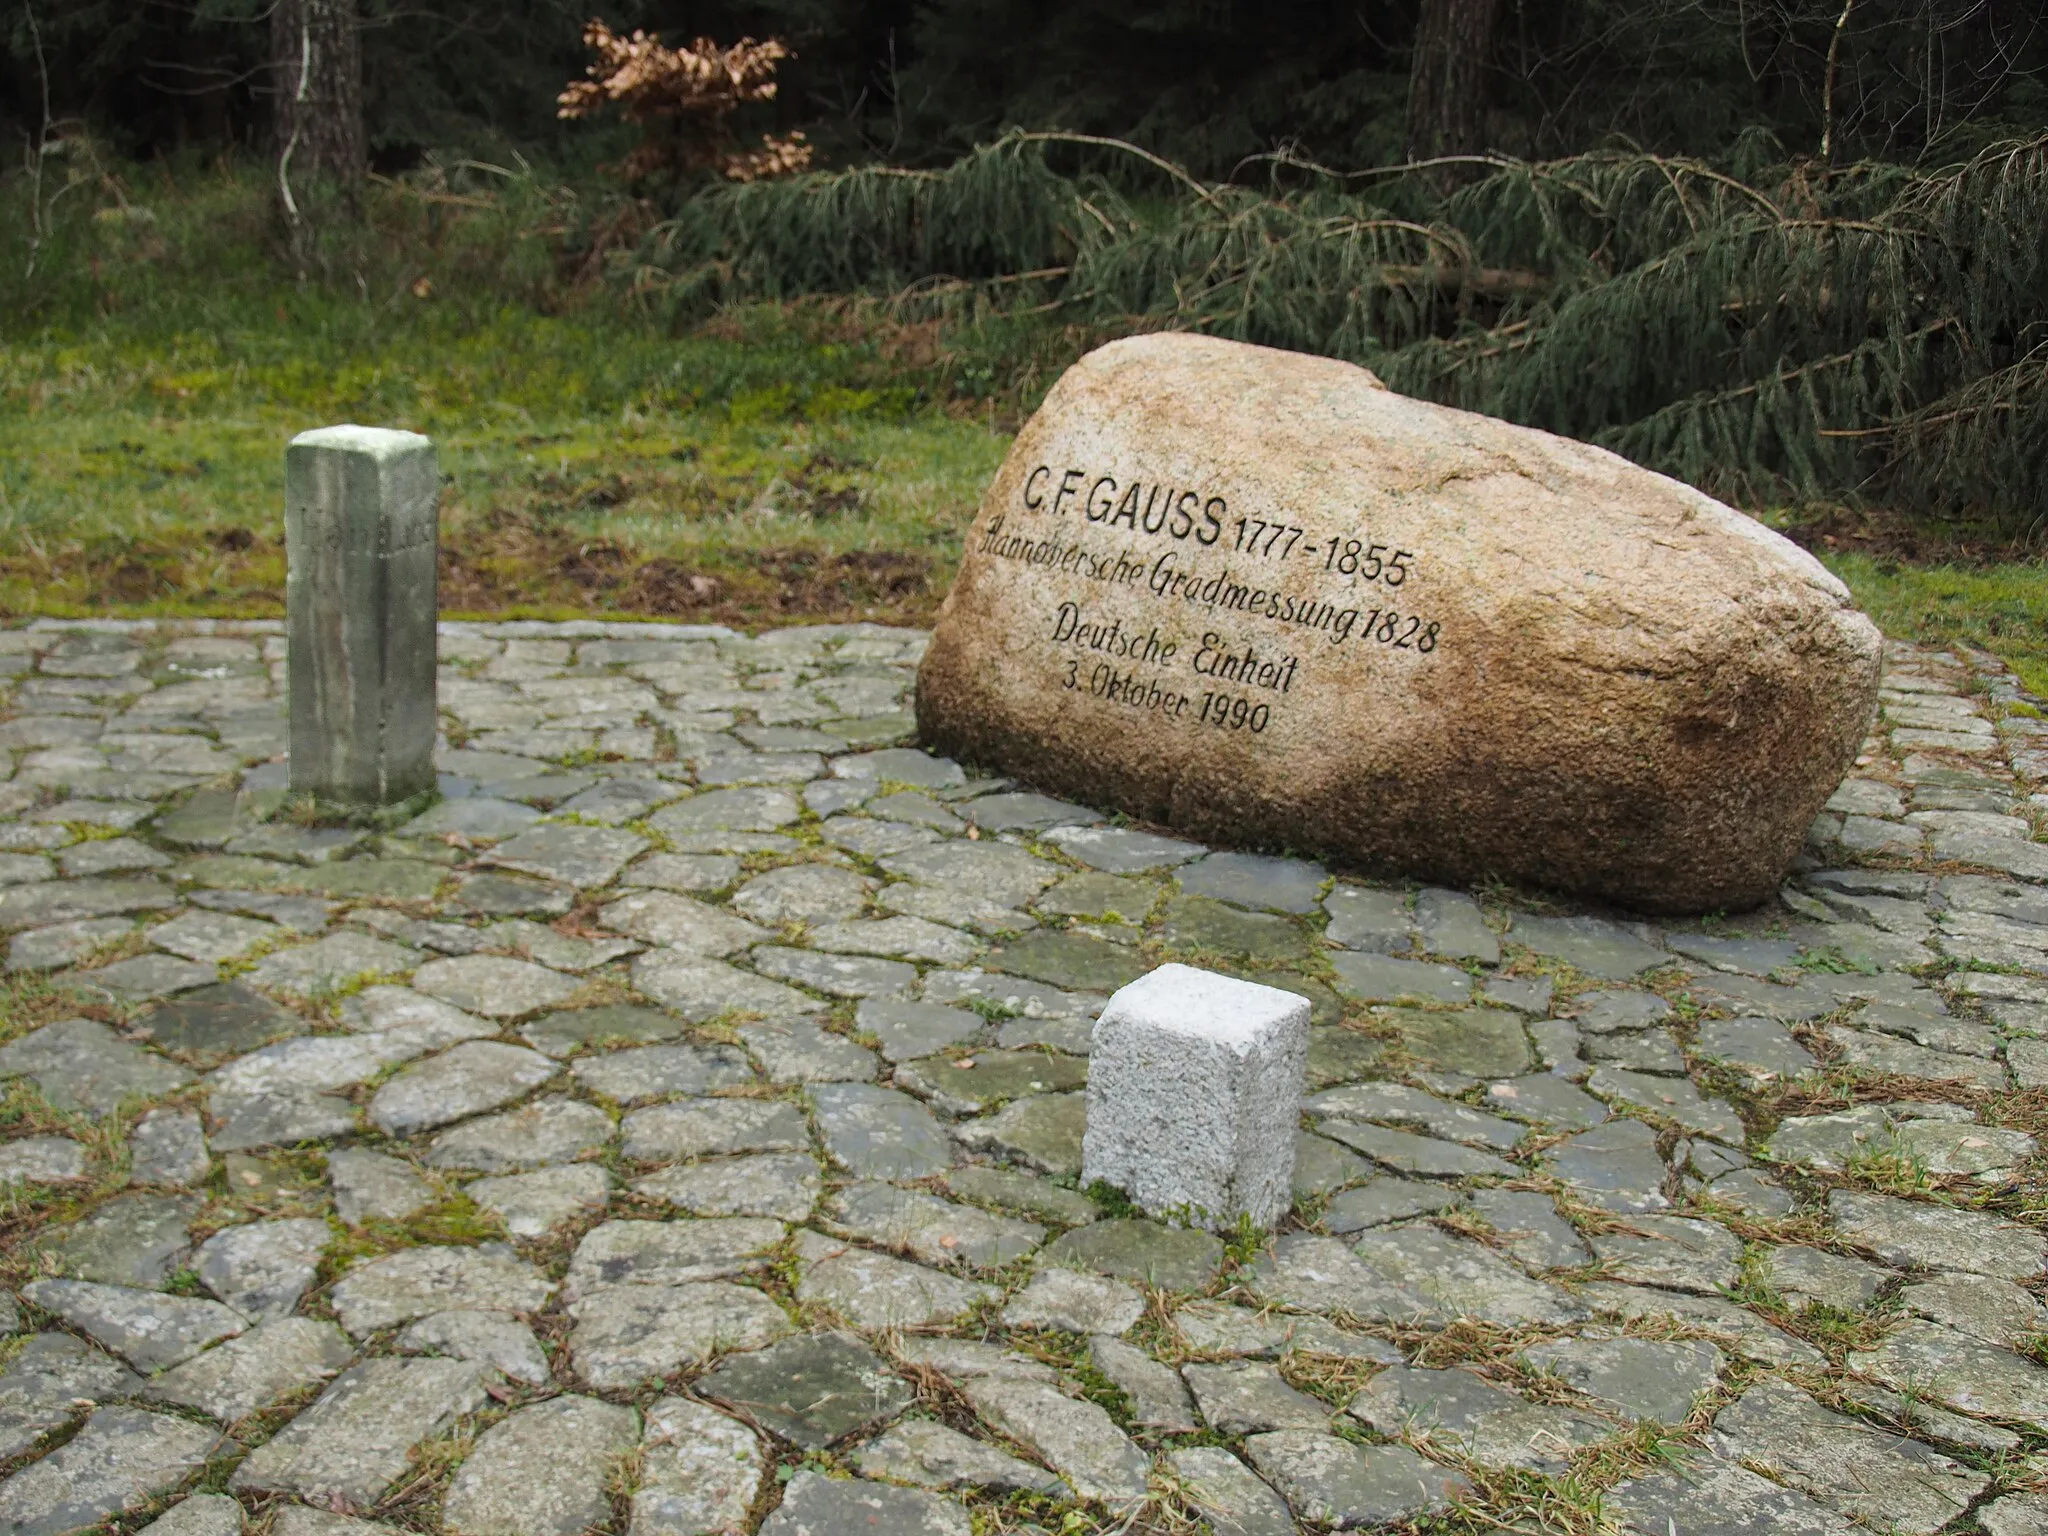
[1406,0,1500,173]
[272,0,364,222]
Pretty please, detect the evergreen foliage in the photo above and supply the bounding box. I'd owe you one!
[637,129,2048,532]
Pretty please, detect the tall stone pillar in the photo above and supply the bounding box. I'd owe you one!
[285,425,438,809]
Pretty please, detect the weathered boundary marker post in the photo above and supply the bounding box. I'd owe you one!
[1082,963,1309,1231]
[285,425,439,814]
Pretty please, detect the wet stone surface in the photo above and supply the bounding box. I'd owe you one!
[696,1331,911,1449]
[0,621,2040,1534]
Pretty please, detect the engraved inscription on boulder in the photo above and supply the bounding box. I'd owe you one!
[915,334,1880,912]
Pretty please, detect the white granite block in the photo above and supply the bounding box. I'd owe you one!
[1081,963,1308,1229]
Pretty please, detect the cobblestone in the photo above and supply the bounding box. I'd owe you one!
[0,1406,222,1536]
[143,1317,354,1422]
[629,1398,764,1536]
[439,1395,638,1536]
[229,1358,492,1506]
[0,621,2035,1534]
[394,1311,549,1384]
[1346,1364,1608,1473]
[696,1332,910,1448]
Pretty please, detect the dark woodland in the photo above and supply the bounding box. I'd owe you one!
[4,1,2047,531]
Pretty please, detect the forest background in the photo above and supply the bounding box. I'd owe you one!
[0,1,2044,689]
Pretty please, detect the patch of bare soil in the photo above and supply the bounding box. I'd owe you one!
[1770,500,2038,565]
[0,508,945,627]
[435,509,940,625]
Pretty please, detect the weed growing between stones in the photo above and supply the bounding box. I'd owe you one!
[959,996,1024,1024]
[1983,1085,2048,1148]
[1080,1180,1140,1221]
[1216,1215,1266,1270]
[1768,1066,1989,1117]
[1843,1143,1942,1197]
[214,1163,331,1227]
[376,1421,484,1527]
[1685,1199,1833,1252]
[1274,1350,1385,1408]
[311,1190,506,1297]
[0,974,86,1050]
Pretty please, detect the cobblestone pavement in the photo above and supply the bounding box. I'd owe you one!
[0,617,2044,1536]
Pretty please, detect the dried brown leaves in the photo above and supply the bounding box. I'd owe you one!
[558,20,812,183]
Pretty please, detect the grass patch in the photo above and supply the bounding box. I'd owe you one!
[0,163,999,628]
[0,326,1000,624]
[5,161,2047,661]
[1813,551,2048,695]
[1756,501,2048,686]
[1080,1179,1141,1220]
